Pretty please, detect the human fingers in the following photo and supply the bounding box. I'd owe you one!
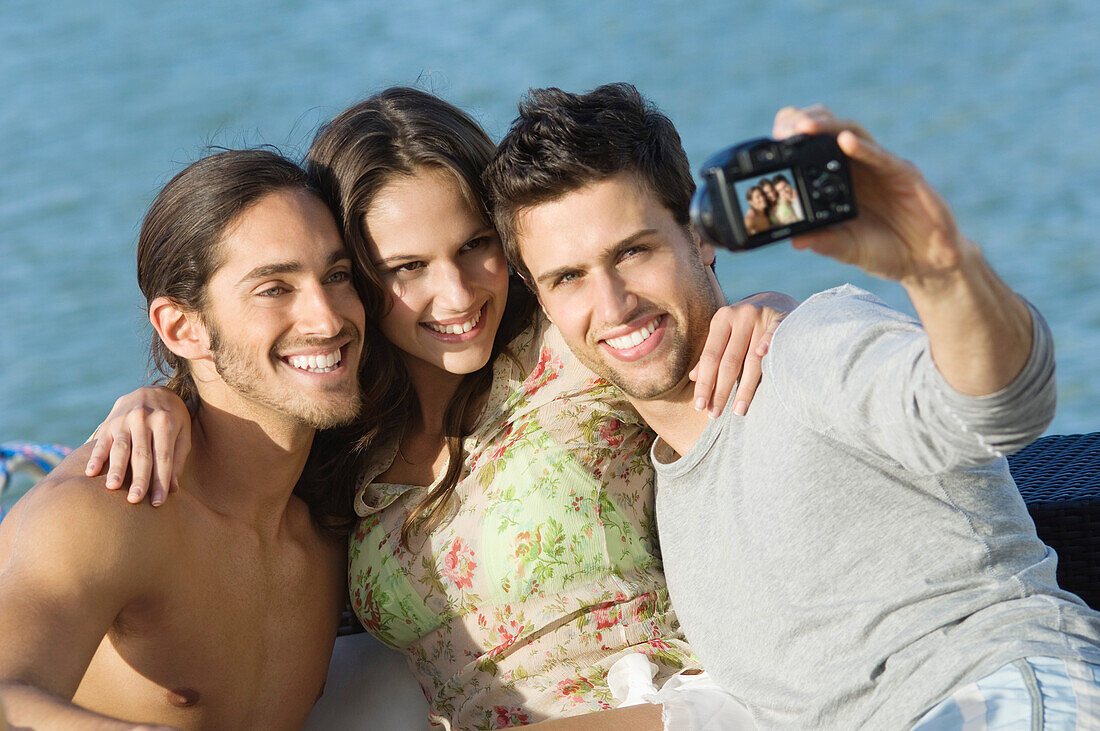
[104,429,132,493]
[775,106,875,147]
[773,106,803,139]
[695,302,775,417]
[92,386,193,502]
[834,129,920,185]
[85,426,115,480]
[773,104,841,136]
[147,409,181,507]
[706,318,754,417]
[122,410,154,505]
[729,313,783,416]
[692,313,738,413]
[730,347,763,417]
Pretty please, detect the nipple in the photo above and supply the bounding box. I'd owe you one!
[166,687,200,707]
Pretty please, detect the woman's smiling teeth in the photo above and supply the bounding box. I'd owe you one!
[604,317,661,351]
[286,350,342,373]
[424,308,482,335]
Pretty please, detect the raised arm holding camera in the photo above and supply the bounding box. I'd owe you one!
[775,105,1035,397]
[484,83,1100,729]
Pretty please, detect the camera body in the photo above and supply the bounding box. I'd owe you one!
[690,134,857,252]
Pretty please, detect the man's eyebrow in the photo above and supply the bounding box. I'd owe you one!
[238,249,351,285]
[534,229,657,288]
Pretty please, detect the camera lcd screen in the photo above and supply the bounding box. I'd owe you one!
[731,169,807,237]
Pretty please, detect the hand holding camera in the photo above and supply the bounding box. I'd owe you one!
[771,105,980,288]
[692,105,981,291]
[726,106,1031,398]
[691,130,857,252]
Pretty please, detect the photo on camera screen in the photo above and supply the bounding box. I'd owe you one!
[732,169,806,237]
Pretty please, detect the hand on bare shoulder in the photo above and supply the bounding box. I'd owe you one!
[84,386,193,507]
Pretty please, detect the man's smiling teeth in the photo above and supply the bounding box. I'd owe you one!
[286,350,341,373]
[425,308,482,335]
[604,317,660,350]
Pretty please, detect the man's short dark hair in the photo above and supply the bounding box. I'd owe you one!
[137,149,318,401]
[485,83,695,282]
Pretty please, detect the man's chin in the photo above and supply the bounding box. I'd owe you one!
[616,379,687,402]
[599,363,689,402]
[297,400,363,430]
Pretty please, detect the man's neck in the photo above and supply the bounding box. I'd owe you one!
[629,378,713,461]
[184,399,315,534]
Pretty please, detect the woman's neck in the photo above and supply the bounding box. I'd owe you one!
[377,356,467,487]
[404,356,465,432]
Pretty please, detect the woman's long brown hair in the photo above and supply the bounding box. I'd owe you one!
[304,87,537,544]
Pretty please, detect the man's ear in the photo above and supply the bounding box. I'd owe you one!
[149,297,209,361]
[689,226,726,304]
[691,225,717,268]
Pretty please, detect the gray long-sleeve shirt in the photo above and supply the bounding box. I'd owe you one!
[653,285,1100,729]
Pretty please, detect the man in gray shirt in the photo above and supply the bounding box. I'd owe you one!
[486,83,1100,728]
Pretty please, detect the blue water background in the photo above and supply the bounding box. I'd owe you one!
[2,0,1098,507]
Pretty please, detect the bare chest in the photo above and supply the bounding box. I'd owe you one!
[76,534,342,728]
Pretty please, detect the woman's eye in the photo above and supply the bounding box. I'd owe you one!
[461,236,489,252]
[394,261,425,274]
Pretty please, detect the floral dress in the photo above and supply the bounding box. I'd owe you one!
[348,313,700,729]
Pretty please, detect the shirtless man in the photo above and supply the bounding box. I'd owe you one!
[0,150,364,728]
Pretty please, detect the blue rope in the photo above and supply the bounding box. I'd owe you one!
[0,441,72,496]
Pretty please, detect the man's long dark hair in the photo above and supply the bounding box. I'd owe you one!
[137,148,359,535]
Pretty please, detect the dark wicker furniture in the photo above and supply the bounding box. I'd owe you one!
[1009,432,1100,609]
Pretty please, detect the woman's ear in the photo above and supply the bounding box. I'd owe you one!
[149,297,209,361]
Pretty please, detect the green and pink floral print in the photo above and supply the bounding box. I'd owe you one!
[348,314,699,729]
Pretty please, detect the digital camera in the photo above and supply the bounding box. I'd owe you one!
[689,134,857,252]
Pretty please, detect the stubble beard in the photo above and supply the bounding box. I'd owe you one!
[577,323,696,401]
[580,272,719,402]
[208,323,363,430]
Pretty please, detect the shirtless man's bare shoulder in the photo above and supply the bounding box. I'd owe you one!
[0,441,344,729]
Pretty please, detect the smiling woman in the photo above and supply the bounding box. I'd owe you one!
[82,86,786,729]
[364,166,510,384]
